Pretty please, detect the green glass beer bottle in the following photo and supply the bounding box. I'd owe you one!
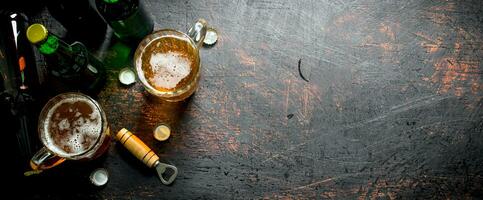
[26,24,106,95]
[47,0,108,49]
[95,0,154,44]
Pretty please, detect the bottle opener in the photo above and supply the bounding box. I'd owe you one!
[116,128,178,185]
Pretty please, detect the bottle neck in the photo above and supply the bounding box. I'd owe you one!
[37,34,73,57]
[37,34,90,71]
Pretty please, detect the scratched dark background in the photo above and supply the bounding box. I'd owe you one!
[12,0,483,199]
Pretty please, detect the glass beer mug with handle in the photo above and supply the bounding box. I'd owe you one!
[30,93,111,170]
[135,19,208,102]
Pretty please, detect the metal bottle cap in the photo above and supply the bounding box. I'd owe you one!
[119,67,136,85]
[203,27,218,46]
[90,168,109,186]
[26,24,48,44]
[154,124,171,141]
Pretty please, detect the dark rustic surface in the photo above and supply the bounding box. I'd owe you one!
[20,0,483,199]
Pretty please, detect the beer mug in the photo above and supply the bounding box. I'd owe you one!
[134,19,208,102]
[30,92,111,170]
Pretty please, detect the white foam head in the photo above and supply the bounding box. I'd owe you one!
[148,51,191,89]
[43,97,102,157]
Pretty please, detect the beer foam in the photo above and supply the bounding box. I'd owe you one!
[43,97,102,157]
[148,52,191,89]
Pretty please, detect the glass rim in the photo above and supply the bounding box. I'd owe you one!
[37,92,108,159]
[134,29,200,98]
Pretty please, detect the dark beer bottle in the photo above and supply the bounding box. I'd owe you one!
[26,23,106,95]
[0,12,44,177]
[5,13,46,98]
[95,0,153,44]
[47,0,108,49]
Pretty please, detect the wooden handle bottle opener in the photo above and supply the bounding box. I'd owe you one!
[116,128,178,185]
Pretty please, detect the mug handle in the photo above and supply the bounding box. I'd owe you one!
[30,147,66,170]
[187,19,208,48]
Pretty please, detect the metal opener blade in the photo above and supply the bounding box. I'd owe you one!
[154,161,178,185]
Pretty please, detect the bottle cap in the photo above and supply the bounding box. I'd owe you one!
[26,24,48,44]
[90,168,109,187]
[154,124,171,141]
[118,67,136,85]
[203,27,218,46]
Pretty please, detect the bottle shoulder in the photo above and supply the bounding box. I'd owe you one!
[95,0,140,21]
[70,41,88,51]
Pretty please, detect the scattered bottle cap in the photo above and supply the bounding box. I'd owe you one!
[203,27,218,46]
[119,67,136,85]
[154,124,171,141]
[90,168,109,187]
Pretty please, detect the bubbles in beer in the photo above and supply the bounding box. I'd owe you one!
[43,97,102,157]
